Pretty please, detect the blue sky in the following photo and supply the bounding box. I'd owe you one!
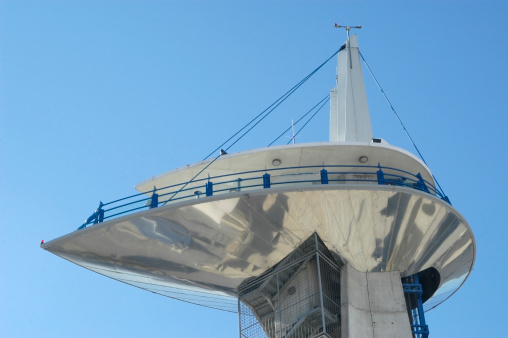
[1,1,507,337]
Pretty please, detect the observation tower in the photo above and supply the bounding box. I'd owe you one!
[42,31,475,337]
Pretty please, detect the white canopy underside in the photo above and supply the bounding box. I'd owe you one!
[43,185,474,312]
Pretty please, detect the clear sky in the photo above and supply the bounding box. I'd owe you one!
[1,1,506,337]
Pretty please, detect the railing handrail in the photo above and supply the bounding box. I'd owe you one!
[78,164,449,230]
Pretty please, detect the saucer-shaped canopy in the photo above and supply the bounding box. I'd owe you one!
[42,184,475,312]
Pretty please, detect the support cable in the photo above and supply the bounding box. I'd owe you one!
[287,96,329,145]
[168,51,339,203]
[267,95,329,147]
[203,48,341,160]
[164,154,221,204]
[359,51,447,197]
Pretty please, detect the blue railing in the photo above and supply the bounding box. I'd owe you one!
[78,164,450,230]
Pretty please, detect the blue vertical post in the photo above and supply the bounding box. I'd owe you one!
[149,186,159,209]
[78,202,104,230]
[416,173,430,193]
[237,178,242,192]
[95,202,104,224]
[377,164,386,185]
[97,208,104,223]
[403,274,429,338]
[320,169,328,184]
[206,181,213,196]
[263,173,271,188]
[413,274,427,336]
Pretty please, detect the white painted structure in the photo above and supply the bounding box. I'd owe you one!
[330,35,373,142]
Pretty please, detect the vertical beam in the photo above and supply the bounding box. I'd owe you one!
[314,233,327,334]
[341,264,412,337]
[403,275,429,338]
[413,275,427,330]
[238,299,242,338]
[316,253,327,334]
[276,271,281,338]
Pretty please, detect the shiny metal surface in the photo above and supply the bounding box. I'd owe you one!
[43,184,475,311]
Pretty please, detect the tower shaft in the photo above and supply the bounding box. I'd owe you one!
[341,265,411,337]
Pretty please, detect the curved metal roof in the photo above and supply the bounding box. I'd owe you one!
[43,182,474,312]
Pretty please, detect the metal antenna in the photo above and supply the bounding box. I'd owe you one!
[334,24,362,69]
[334,23,362,39]
[291,119,296,144]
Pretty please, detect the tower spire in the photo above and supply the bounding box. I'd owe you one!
[329,29,373,142]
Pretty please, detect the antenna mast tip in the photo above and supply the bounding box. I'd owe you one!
[334,24,362,30]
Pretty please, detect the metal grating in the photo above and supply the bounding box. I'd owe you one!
[238,233,342,338]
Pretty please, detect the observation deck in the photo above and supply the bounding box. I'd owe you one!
[41,141,475,312]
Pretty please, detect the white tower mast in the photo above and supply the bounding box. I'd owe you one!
[330,26,373,142]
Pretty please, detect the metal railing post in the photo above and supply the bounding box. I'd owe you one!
[97,208,104,223]
[76,165,446,229]
[148,186,159,209]
[150,194,159,209]
[206,181,213,196]
[78,201,104,230]
[263,173,271,189]
[94,202,104,224]
[377,168,386,185]
[416,173,430,193]
[320,169,328,184]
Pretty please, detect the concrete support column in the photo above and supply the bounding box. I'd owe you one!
[340,264,411,338]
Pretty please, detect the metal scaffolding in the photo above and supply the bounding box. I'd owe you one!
[238,233,342,338]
